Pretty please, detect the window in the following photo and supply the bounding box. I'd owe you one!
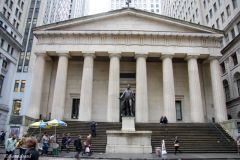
[226,5,231,17]
[2,60,8,69]
[17,52,24,72]
[5,0,9,5]
[21,2,24,9]
[232,0,238,9]
[216,18,220,29]
[20,80,25,92]
[238,22,240,33]
[16,23,19,30]
[13,19,16,26]
[232,53,238,66]
[7,12,10,19]
[225,33,229,43]
[196,8,198,17]
[223,80,230,101]
[10,47,14,55]
[221,12,225,23]
[206,15,209,23]
[221,62,226,73]
[175,101,182,121]
[18,12,21,20]
[0,39,4,48]
[23,52,30,72]
[71,98,79,119]
[7,44,10,52]
[231,28,236,39]
[212,24,215,28]
[12,100,21,115]
[203,0,206,8]
[0,75,4,96]
[3,7,7,16]
[209,9,212,18]
[14,80,20,92]
[15,8,19,16]
[234,73,240,96]
[9,1,13,9]
[213,3,217,12]
[17,0,20,6]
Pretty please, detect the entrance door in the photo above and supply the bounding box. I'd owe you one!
[175,101,182,121]
[71,98,80,119]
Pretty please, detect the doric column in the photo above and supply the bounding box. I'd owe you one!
[135,53,148,122]
[27,53,47,119]
[161,54,176,122]
[78,53,95,121]
[51,53,69,119]
[107,53,121,122]
[209,57,227,122]
[187,56,204,122]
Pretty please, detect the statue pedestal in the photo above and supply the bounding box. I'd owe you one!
[106,117,152,153]
[122,117,135,131]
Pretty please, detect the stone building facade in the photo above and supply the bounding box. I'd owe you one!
[28,8,227,123]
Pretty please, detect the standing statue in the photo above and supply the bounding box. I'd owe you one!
[120,84,135,117]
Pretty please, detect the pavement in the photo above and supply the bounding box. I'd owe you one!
[1,151,240,160]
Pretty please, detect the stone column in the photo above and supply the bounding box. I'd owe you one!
[135,53,148,122]
[78,53,95,121]
[187,56,204,122]
[27,53,47,119]
[107,53,121,122]
[51,53,69,119]
[162,54,176,122]
[210,57,227,122]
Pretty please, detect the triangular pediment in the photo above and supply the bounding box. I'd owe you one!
[34,8,223,35]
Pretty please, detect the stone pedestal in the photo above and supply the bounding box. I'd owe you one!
[106,117,152,153]
[122,117,135,131]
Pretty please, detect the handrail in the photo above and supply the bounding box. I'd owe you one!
[211,123,231,142]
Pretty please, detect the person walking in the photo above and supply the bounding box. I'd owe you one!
[17,133,28,160]
[41,132,49,155]
[90,121,97,137]
[4,134,17,160]
[25,137,39,160]
[0,130,6,144]
[174,136,180,155]
[66,133,72,153]
[74,135,82,159]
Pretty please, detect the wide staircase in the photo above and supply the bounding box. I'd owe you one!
[28,122,237,153]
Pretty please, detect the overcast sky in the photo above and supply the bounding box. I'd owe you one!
[89,0,111,15]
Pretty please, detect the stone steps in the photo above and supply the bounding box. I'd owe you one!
[27,122,237,153]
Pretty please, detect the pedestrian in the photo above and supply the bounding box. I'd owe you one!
[83,134,92,156]
[0,130,6,144]
[41,132,49,155]
[25,137,39,160]
[66,133,72,153]
[237,135,240,154]
[163,116,168,124]
[161,139,167,155]
[17,133,28,160]
[160,116,164,124]
[174,136,180,155]
[4,134,17,160]
[90,121,97,137]
[74,135,82,159]
[61,133,67,151]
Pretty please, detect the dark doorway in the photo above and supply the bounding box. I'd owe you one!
[71,98,79,119]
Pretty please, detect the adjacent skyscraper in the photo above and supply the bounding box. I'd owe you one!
[0,0,31,131]
[161,0,240,119]
[111,0,161,14]
[42,0,89,25]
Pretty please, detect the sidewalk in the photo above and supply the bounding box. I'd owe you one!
[0,148,240,159]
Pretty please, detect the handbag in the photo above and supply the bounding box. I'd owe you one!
[174,143,179,147]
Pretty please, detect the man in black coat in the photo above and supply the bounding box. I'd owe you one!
[74,135,82,159]
[90,121,97,137]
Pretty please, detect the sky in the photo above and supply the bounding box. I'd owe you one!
[89,0,111,15]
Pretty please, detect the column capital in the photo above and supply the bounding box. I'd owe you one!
[161,53,174,60]
[58,53,71,58]
[185,55,200,61]
[108,52,121,58]
[135,53,148,59]
[208,56,220,61]
[83,52,95,58]
[35,52,51,60]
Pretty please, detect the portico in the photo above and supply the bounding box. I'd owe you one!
[28,8,227,123]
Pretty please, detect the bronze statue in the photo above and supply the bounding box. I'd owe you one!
[120,84,135,117]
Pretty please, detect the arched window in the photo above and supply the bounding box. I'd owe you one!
[234,72,240,97]
[223,80,230,101]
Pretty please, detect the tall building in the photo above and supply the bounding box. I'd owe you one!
[111,0,161,14]
[161,0,240,119]
[42,0,89,25]
[0,0,31,131]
